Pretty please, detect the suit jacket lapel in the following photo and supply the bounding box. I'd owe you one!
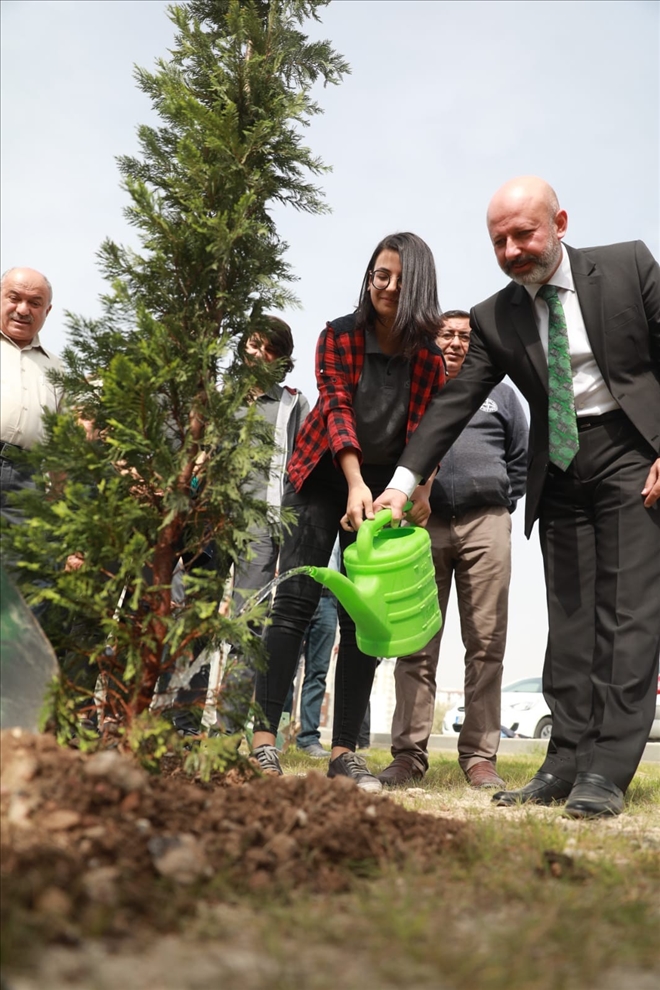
[566,245,609,381]
[508,283,548,390]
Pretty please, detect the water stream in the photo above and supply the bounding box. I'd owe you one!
[234,565,317,617]
[162,565,321,711]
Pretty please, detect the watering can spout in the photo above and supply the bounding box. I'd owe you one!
[306,566,390,643]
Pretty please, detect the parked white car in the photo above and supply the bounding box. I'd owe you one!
[443,674,660,742]
[650,674,660,741]
[442,676,552,739]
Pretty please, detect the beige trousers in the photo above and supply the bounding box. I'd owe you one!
[391,506,512,773]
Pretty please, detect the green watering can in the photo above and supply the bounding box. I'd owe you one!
[306,508,442,657]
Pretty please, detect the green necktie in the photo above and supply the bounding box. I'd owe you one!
[538,283,579,471]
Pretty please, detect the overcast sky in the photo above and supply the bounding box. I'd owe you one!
[2,0,658,690]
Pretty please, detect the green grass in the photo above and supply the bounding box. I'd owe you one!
[5,747,659,989]
[236,746,660,990]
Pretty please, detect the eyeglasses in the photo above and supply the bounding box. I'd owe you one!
[370,268,402,291]
[437,330,471,345]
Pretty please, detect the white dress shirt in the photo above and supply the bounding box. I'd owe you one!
[524,245,618,417]
[388,245,620,498]
[1,332,63,450]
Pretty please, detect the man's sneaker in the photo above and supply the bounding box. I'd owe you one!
[297,742,329,759]
[251,744,283,776]
[328,752,382,793]
[172,712,203,738]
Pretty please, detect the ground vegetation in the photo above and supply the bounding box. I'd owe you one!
[2,734,659,990]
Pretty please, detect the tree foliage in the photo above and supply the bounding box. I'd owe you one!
[2,0,347,734]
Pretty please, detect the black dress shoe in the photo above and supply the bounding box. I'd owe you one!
[492,771,573,807]
[562,772,624,819]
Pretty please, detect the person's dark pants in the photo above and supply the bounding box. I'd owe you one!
[1,455,51,625]
[254,460,388,750]
[538,413,660,793]
[356,700,371,749]
[1,455,33,527]
[285,595,371,749]
[294,592,338,748]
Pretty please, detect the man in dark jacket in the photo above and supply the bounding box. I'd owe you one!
[379,311,528,788]
[374,176,660,818]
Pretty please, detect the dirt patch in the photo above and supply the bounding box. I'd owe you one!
[1,730,466,958]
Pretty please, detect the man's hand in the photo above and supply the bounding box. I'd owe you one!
[372,488,410,523]
[641,458,660,508]
[406,489,432,527]
[65,552,85,572]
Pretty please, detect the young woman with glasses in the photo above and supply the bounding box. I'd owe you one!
[250,232,447,790]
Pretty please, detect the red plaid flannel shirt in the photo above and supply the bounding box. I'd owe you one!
[287,313,447,491]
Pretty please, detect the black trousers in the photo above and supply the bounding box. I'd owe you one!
[538,413,660,791]
[254,456,392,749]
[1,455,34,526]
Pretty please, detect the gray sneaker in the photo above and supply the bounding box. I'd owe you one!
[251,744,283,776]
[297,742,329,759]
[328,752,382,793]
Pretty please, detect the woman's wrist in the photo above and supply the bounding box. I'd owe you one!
[336,447,363,486]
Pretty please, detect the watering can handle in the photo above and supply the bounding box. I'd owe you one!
[356,501,413,558]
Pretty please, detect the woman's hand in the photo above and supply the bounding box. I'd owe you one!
[337,449,374,530]
[341,480,374,531]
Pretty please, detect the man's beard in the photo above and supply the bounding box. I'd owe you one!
[503,237,562,284]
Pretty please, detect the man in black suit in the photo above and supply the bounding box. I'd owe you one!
[366,175,660,819]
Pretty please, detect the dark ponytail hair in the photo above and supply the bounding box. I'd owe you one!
[354,232,442,356]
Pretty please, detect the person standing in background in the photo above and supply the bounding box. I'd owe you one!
[288,538,341,758]
[1,267,61,525]
[379,310,527,789]
[173,317,310,735]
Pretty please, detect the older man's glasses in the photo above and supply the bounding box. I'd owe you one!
[437,329,471,345]
[370,269,402,291]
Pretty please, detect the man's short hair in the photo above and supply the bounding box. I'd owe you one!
[1,267,53,304]
[260,315,295,376]
[439,309,470,327]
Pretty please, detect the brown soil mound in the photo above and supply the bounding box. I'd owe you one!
[1,730,466,949]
